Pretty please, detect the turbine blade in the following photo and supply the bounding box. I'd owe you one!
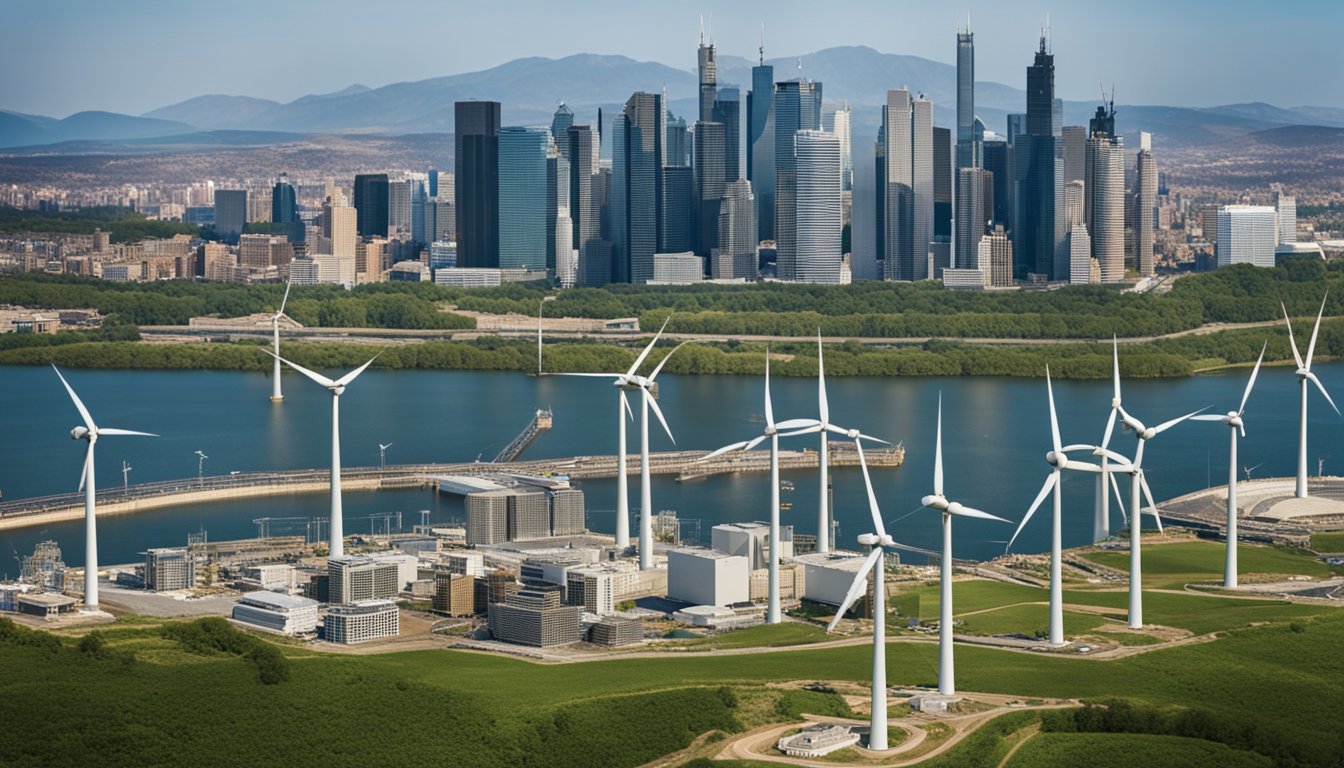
[548,372,620,379]
[97,428,158,437]
[52,366,96,432]
[1238,342,1266,416]
[1046,367,1062,454]
[626,316,671,377]
[743,434,768,452]
[265,350,336,388]
[1092,447,1134,468]
[1282,302,1304,369]
[1152,407,1210,436]
[646,390,675,444]
[1112,336,1122,403]
[1061,443,1097,453]
[334,354,380,388]
[948,504,1009,523]
[1140,475,1163,535]
[763,353,775,428]
[279,278,293,315]
[1101,409,1117,452]
[777,426,823,438]
[78,443,91,492]
[1134,439,1146,471]
[775,418,821,431]
[649,340,692,381]
[1110,471,1129,526]
[826,548,883,633]
[1306,372,1341,417]
[1062,460,1102,473]
[817,330,829,424]
[1306,292,1328,370]
[855,440,887,540]
[622,389,635,422]
[1189,415,1226,422]
[1007,471,1057,551]
[700,440,752,461]
[934,394,944,497]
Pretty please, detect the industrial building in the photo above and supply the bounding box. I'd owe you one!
[794,551,879,607]
[667,548,750,607]
[466,491,510,545]
[508,492,551,541]
[749,563,803,602]
[448,475,587,545]
[327,556,399,604]
[324,600,400,644]
[144,547,196,592]
[550,488,586,536]
[588,616,643,647]
[487,586,581,647]
[231,591,319,635]
[16,592,77,618]
[239,563,296,592]
[711,522,793,570]
[777,724,860,758]
[0,583,32,612]
[433,570,475,616]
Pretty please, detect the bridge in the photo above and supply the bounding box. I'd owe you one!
[0,443,904,532]
[493,408,553,463]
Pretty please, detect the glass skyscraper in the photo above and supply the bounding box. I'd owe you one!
[455,101,500,268]
[612,92,664,283]
[773,78,822,281]
[498,127,551,271]
[748,57,774,242]
[793,130,842,285]
[1013,35,1059,280]
[353,174,388,238]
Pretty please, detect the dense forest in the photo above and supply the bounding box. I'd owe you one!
[0,206,197,243]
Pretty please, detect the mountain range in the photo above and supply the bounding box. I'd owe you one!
[5,46,1344,150]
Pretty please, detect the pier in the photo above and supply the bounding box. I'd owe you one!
[0,442,904,532]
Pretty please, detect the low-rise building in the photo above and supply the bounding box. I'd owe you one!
[588,616,643,647]
[328,555,399,604]
[793,551,877,607]
[324,600,400,644]
[667,548,749,607]
[748,563,803,602]
[777,724,860,758]
[232,591,319,635]
[16,592,77,618]
[144,547,195,592]
[487,586,581,647]
[433,570,475,616]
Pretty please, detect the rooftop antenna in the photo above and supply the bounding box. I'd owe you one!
[759,23,765,65]
[699,14,704,45]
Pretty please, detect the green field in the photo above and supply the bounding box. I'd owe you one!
[678,621,828,649]
[1309,531,1344,552]
[1081,541,1339,589]
[1005,733,1272,768]
[956,604,1110,638]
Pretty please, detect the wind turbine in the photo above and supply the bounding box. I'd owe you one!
[267,351,378,558]
[195,450,208,484]
[378,442,393,470]
[1102,339,1206,629]
[825,439,895,751]
[268,279,295,402]
[1191,343,1265,588]
[1087,340,1131,542]
[1008,369,1111,646]
[700,351,833,623]
[552,317,673,558]
[629,339,693,570]
[54,366,157,613]
[919,395,1007,694]
[1282,295,1340,499]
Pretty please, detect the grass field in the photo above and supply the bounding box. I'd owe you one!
[1081,541,1339,589]
[1309,531,1344,552]
[1005,733,1273,768]
[679,622,828,649]
[956,603,1110,638]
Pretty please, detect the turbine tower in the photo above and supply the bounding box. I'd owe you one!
[54,366,157,612]
[268,279,295,402]
[1089,340,1130,542]
[919,396,1007,694]
[1008,369,1109,646]
[1101,340,1205,628]
[1191,343,1266,588]
[1282,295,1339,499]
[268,352,378,558]
[553,318,674,553]
[825,439,895,751]
[629,340,692,570]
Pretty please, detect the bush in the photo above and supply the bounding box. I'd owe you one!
[162,618,290,685]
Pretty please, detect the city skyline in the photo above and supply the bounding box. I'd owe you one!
[6,1,1344,118]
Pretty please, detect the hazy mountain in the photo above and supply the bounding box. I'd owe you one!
[0,110,195,148]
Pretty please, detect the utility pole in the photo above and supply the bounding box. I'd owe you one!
[122,461,132,492]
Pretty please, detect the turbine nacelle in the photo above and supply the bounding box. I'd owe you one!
[1045,450,1069,469]
[70,426,90,441]
[1296,367,1311,378]
[857,532,880,547]
[921,493,949,512]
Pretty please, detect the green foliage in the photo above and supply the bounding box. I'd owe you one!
[1081,542,1339,589]
[0,205,198,243]
[160,617,289,685]
[919,710,1042,768]
[773,689,852,720]
[1007,732,1272,768]
[1309,532,1344,552]
[1038,700,1284,767]
[0,617,61,653]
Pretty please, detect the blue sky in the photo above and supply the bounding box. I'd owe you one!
[4,0,1340,117]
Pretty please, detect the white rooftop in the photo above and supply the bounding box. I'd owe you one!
[237,591,318,611]
[793,551,868,572]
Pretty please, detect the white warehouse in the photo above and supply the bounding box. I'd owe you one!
[231,591,320,636]
[667,548,749,607]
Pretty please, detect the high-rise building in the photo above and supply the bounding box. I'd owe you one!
[955,168,989,270]
[425,199,455,243]
[239,234,292,270]
[1063,179,1085,231]
[612,92,664,284]
[353,174,389,238]
[981,225,1014,287]
[661,165,695,254]
[715,180,757,280]
[882,88,934,281]
[487,587,581,647]
[1007,114,1027,146]
[665,114,691,167]
[1013,34,1059,280]
[387,179,412,237]
[934,127,953,241]
[714,88,741,182]
[1085,104,1125,283]
[546,137,569,273]
[551,103,574,158]
[1068,224,1093,285]
[698,32,717,123]
[832,104,852,191]
[272,177,302,245]
[694,121,726,256]
[956,25,980,169]
[213,189,246,244]
[567,125,604,286]
[983,138,1012,230]
[1274,189,1296,245]
[455,101,501,268]
[427,169,445,199]
[1135,132,1157,277]
[792,130,842,285]
[850,140,879,281]
[1216,206,1277,268]
[328,556,399,604]
[1061,126,1086,184]
[497,126,550,271]
[748,51,775,242]
[773,78,822,282]
[144,547,195,592]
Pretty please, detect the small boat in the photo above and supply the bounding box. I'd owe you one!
[780,502,793,510]
[780,480,795,492]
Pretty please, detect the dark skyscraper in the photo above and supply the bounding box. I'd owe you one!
[612,92,664,283]
[1014,32,1059,280]
[714,88,741,182]
[983,138,1013,230]
[1026,34,1055,137]
[455,101,501,268]
[747,48,774,243]
[698,32,716,123]
[956,25,979,169]
[568,125,597,254]
[773,78,823,281]
[353,174,388,238]
[272,176,302,244]
[660,165,694,254]
[933,127,952,239]
[693,121,726,256]
[666,113,690,167]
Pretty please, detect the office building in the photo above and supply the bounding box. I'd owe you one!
[508,491,551,542]
[442,551,485,579]
[272,177,302,244]
[694,121,726,256]
[1014,34,1059,280]
[1063,179,1085,232]
[714,180,757,280]
[934,126,953,241]
[1216,205,1277,268]
[144,547,195,591]
[850,142,879,281]
[213,189,246,244]
[1069,224,1093,285]
[467,491,510,545]
[956,25,979,170]
[387,179,413,237]
[667,548,749,607]
[1275,189,1296,245]
[1135,133,1157,277]
[698,32,717,122]
[982,225,1014,287]
[455,101,501,268]
[832,104,852,191]
[433,570,475,616]
[912,95,934,277]
[714,87,742,182]
[353,174,388,238]
[567,125,602,285]
[497,126,550,271]
[983,138,1012,230]
[238,234,292,270]
[955,168,989,270]
[711,522,793,571]
[425,200,455,243]
[547,133,569,272]
[1062,126,1086,184]
[880,88,912,280]
[487,587,581,647]
[792,130,843,284]
[666,113,690,167]
[612,92,664,283]
[1085,108,1125,283]
[589,616,643,647]
[231,591,319,635]
[661,165,695,254]
[550,488,586,536]
[551,103,574,157]
[324,600,399,644]
[774,77,823,281]
[748,49,774,241]
[652,252,704,284]
[327,555,399,604]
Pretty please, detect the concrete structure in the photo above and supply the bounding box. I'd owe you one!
[749,563,802,602]
[1217,206,1277,268]
[487,586,581,647]
[241,563,295,592]
[467,491,510,545]
[792,130,843,284]
[1068,225,1093,285]
[550,488,586,537]
[942,267,987,289]
[324,599,399,644]
[0,583,32,612]
[588,615,643,647]
[144,547,195,592]
[17,592,77,618]
[980,227,1014,287]
[715,179,758,280]
[433,570,475,616]
[651,252,704,284]
[794,551,871,607]
[442,551,485,578]
[777,723,861,758]
[671,604,760,629]
[508,491,552,542]
[328,555,399,604]
[1085,134,1125,283]
[232,591,319,635]
[1134,133,1157,277]
[711,522,793,571]
[667,547,749,607]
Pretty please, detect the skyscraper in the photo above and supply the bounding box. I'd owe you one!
[773,78,823,281]
[271,177,299,243]
[1068,224,1093,285]
[747,48,774,242]
[660,165,694,254]
[551,104,574,158]
[793,130,843,284]
[1085,106,1125,284]
[694,121,726,256]
[956,24,979,169]
[698,31,716,124]
[882,88,914,281]
[612,92,664,284]
[498,127,550,271]
[832,104,852,191]
[1216,206,1277,268]
[912,96,934,280]
[666,114,690,167]
[983,138,1012,230]
[1274,188,1296,245]
[1135,132,1157,277]
[713,88,741,182]
[1013,33,1059,279]
[546,135,568,272]
[214,189,246,244]
[934,127,952,240]
[455,101,501,268]
[353,174,388,239]
[850,138,879,281]
[387,179,412,237]
[955,168,989,271]
[1061,126,1086,184]
[568,125,597,254]
[715,180,757,280]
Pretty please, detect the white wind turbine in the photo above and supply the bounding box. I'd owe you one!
[54,366,157,613]
[784,333,872,553]
[267,279,295,402]
[628,340,693,570]
[1282,295,1340,499]
[1101,339,1206,629]
[1085,340,1131,543]
[554,318,682,565]
[1190,343,1265,589]
[267,352,378,558]
[1007,369,1112,647]
[825,439,896,751]
[918,395,1007,695]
